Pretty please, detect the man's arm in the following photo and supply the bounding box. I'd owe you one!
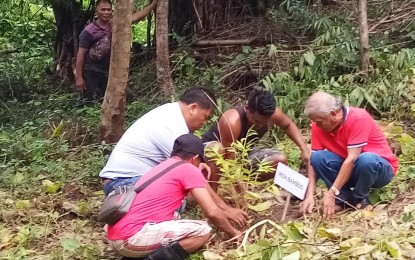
[190,187,242,238]
[75,47,88,92]
[299,163,317,214]
[217,109,241,160]
[332,147,361,191]
[131,0,157,24]
[272,108,310,163]
[323,147,361,218]
[206,185,248,227]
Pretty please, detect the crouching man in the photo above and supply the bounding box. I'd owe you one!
[300,91,398,218]
[203,89,310,192]
[107,134,247,259]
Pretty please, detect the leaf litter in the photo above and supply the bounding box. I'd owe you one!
[1,123,415,259]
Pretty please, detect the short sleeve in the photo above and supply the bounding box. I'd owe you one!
[347,118,370,148]
[155,127,187,161]
[78,30,93,49]
[179,165,207,190]
[311,123,324,151]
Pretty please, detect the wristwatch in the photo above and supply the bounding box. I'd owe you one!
[330,186,340,196]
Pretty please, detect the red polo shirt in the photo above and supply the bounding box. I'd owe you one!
[311,107,398,174]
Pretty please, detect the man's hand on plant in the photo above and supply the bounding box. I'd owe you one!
[323,190,336,219]
[224,207,248,228]
[299,195,315,214]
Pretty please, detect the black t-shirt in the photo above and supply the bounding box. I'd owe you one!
[203,106,268,143]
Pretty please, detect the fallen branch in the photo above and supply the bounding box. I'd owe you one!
[193,38,254,47]
[0,48,20,56]
[192,0,203,29]
[237,219,281,252]
[369,11,414,32]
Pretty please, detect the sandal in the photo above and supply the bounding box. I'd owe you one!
[355,198,372,210]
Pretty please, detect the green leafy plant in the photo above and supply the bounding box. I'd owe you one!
[369,130,415,204]
[0,1,54,84]
[206,130,276,210]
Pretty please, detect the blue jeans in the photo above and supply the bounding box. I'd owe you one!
[102,176,187,214]
[102,176,141,196]
[311,151,393,205]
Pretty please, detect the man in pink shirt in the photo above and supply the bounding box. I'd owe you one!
[108,134,247,259]
[300,92,398,219]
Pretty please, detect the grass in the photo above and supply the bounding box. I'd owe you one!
[1,94,414,259]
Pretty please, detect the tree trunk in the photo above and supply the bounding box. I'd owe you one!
[358,0,369,74]
[51,0,92,81]
[100,0,133,143]
[156,0,174,99]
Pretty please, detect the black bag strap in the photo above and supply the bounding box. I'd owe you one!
[134,160,185,193]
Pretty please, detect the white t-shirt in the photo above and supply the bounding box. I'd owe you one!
[99,102,189,179]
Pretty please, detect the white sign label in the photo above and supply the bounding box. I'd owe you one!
[273,163,309,200]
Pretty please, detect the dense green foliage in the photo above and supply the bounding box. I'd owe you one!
[0,1,54,87]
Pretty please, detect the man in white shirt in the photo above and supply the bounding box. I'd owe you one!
[100,87,216,195]
[100,87,249,236]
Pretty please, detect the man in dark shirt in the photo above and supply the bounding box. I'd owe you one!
[203,89,310,191]
[75,0,156,101]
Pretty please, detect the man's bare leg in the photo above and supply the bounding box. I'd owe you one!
[178,233,211,253]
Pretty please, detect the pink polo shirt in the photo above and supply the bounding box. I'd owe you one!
[311,107,398,174]
[107,158,207,240]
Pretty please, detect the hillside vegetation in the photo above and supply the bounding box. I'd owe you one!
[1,0,415,259]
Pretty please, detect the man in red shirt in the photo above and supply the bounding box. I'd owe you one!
[108,134,247,259]
[300,92,398,219]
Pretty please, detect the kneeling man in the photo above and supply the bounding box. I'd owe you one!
[107,134,246,259]
[301,91,398,218]
[203,88,309,191]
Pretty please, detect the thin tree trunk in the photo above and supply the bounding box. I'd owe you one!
[156,0,174,99]
[146,12,152,48]
[72,8,79,56]
[100,0,133,143]
[51,0,92,80]
[358,0,369,74]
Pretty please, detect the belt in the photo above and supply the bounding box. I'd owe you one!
[101,178,113,184]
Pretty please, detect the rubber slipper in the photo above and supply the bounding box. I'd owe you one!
[355,198,373,210]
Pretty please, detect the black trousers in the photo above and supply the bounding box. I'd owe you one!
[83,70,108,101]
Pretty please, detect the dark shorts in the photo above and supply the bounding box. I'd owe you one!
[248,147,283,169]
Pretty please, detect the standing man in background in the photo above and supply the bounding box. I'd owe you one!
[75,0,156,101]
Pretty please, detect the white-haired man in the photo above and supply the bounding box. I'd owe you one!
[300,91,398,218]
